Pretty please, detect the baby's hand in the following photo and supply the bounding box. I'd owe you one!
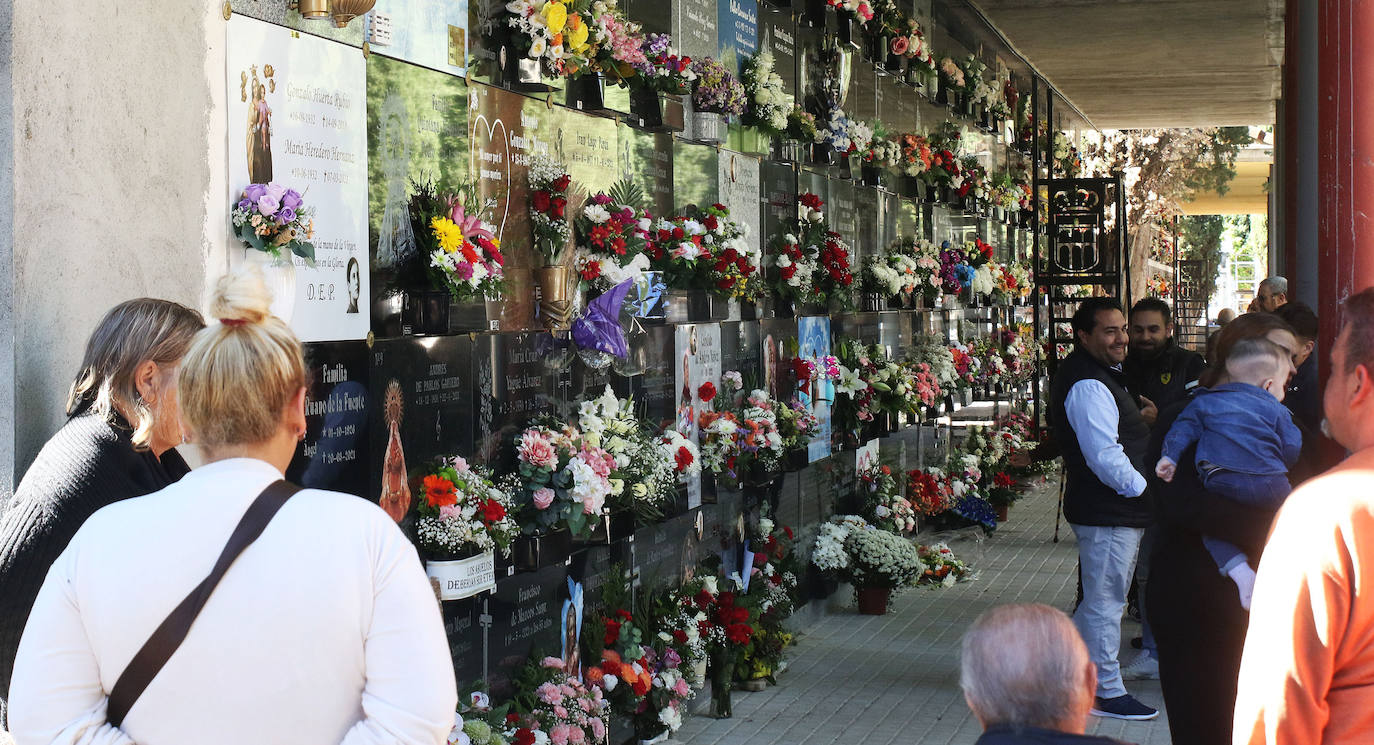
[1155,457,1176,482]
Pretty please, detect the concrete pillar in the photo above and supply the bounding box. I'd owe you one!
[1316,0,1374,376]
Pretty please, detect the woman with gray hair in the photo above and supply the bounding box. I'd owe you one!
[962,604,1126,744]
[0,298,204,728]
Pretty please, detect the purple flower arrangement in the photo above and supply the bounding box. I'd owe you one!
[633,33,694,94]
[689,57,746,116]
[231,182,317,265]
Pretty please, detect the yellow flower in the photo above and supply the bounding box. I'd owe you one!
[430,217,465,254]
[542,1,568,34]
[566,14,589,52]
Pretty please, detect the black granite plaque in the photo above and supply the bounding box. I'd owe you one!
[441,595,486,688]
[854,183,881,263]
[289,341,371,496]
[487,562,569,699]
[775,473,803,535]
[628,324,677,432]
[369,336,474,517]
[474,332,558,468]
[632,509,706,589]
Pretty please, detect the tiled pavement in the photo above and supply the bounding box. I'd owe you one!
[672,480,1171,745]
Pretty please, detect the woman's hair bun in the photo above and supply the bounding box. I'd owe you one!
[208,266,274,326]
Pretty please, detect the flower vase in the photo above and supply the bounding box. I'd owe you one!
[897,175,920,198]
[772,138,804,163]
[905,63,927,90]
[534,265,575,331]
[498,43,554,92]
[629,85,666,131]
[884,48,905,73]
[861,292,886,312]
[867,33,889,64]
[809,142,835,166]
[637,729,671,745]
[838,154,854,180]
[691,110,726,145]
[932,77,949,106]
[243,250,297,326]
[709,647,735,718]
[566,73,608,114]
[861,163,883,188]
[512,529,573,572]
[856,586,891,615]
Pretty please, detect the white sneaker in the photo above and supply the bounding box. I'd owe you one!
[1121,653,1159,681]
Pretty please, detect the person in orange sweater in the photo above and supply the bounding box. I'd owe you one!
[1232,287,1374,744]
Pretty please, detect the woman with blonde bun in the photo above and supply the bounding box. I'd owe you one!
[7,269,458,745]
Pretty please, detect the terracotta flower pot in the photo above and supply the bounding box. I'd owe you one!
[856,586,891,615]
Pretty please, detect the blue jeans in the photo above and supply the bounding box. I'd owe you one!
[1071,523,1144,698]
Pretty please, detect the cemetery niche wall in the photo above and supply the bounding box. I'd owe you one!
[224,0,1081,740]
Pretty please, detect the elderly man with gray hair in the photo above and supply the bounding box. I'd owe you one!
[1256,277,1289,313]
[962,604,1133,744]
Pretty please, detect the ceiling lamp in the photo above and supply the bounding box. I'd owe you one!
[329,0,376,28]
[296,0,329,21]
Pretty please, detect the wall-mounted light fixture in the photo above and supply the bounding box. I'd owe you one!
[293,0,375,28]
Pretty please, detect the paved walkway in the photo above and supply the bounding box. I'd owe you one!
[674,480,1171,745]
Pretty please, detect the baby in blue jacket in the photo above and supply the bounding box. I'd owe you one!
[1155,336,1301,609]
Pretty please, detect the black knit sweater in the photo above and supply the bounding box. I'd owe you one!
[0,410,189,726]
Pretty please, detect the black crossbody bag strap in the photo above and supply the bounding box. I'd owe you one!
[106,479,302,727]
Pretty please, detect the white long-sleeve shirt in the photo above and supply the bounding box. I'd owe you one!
[8,457,457,745]
[1064,378,1147,498]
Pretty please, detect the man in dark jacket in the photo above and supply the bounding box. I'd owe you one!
[962,604,1132,745]
[1120,297,1205,682]
[1124,297,1206,412]
[1049,297,1157,720]
[1274,300,1344,484]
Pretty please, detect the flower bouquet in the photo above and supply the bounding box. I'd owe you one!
[917,542,972,587]
[815,231,856,310]
[857,121,901,187]
[510,656,611,745]
[906,467,954,517]
[768,192,829,308]
[896,18,936,87]
[923,126,963,202]
[677,573,755,718]
[503,0,592,86]
[935,56,964,106]
[574,178,654,291]
[858,462,917,534]
[896,132,933,197]
[416,456,520,560]
[513,424,614,540]
[627,33,694,131]
[688,56,745,144]
[888,236,942,305]
[423,187,506,303]
[740,517,798,684]
[740,51,792,139]
[232,182,316,265]
[578,386,679,524]
[529,157,574,266]
[698,375,786,486]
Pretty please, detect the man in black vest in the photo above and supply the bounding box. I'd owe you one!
[1050,297,1158,721]
[1120,297,1205,682]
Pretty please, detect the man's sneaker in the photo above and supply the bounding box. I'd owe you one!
[1091,694,1159,721]
[1121,653,1160,681]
